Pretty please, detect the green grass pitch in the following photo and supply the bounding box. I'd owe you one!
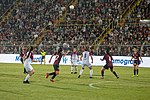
[0,63,150,100]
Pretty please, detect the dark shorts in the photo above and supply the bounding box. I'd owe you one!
[53,64,60,71]
[42,56,45,59]
[104,64,113,70]
[134,60,140,65]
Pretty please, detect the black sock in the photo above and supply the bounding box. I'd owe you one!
[137,69,139,75]
[51,73,57,79]
[101,70,104,77]
[49,72,55,75]
[134,70,136,75]
[113,71,118,77]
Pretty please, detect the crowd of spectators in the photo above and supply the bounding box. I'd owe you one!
[0,0,149,56]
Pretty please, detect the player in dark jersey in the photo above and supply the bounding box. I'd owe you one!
[100,50,119,79]
[130,48,143,77]
[45,48,64,82]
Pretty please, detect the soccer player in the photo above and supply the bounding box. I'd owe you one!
[70,48,79,74]
[45,47,65,82]
[100,50,119,79]
[130,48,143,77]
[40,49,46,64]
[23,46,37,84]
[78,47,93,78]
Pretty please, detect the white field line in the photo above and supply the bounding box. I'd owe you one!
[89,81,113,89]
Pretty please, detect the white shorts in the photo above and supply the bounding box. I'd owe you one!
[82,62,92,68]
[24,62,33,72]
[71,60,78,65]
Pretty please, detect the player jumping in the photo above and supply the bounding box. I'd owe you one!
[78,47,93,78]
[45,47,65,82]
[100,50,119,79]
[130,47,143,77]
[70,48,79,74]
[23,46,38,84]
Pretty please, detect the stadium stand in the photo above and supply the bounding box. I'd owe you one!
[0,0,149,56]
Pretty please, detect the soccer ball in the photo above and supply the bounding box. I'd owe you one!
[69,5,74,9]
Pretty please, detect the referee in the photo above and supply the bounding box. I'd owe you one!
[41,50,46,64]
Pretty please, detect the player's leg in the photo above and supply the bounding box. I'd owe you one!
[74,65,78,74]
[136,65,139,76]
[101,65,108,79]
[41,57,43,64]
[88,63,93,78]
[43,56,46,64]
[133,63,137,77]
[71,63,74,74]
[78,64,85,78]
[46,65,57,78]
[50,65,59,82]
[45,71,55,78]
[101,67,105,79]
[110,67,119,79]
[23,65,34,84]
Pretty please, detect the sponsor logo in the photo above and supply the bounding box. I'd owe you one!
[15,56,20,61]
[15,56,42,61]
[112,59,141,65]
[62,56,68,63]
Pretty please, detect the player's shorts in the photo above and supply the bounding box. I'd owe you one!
[104,64,113,70]
[53,64,60,71]
[42,56,45,59]
[71,60,78,65]
[82,62,92,68]
[24,62,33,72]
[134,60,140,65]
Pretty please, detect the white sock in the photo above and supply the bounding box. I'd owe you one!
[71,66,74,72]
[79,69,84,75]
[24,74,30,81]
[90,69,93,77]
[75,66,78,72]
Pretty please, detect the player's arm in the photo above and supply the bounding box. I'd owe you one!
[100,55,105,61]
[89,52,93,63]
[130,56,134,62]
[140,56,143,63]
[49,53,55,63]
[90,55,93,63]
[70,53,73,63]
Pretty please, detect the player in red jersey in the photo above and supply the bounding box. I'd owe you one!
[100,50,119,79]
[130,48,143,77]
[45,47,65,82]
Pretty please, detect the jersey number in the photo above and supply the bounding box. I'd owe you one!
[84,53,86,58]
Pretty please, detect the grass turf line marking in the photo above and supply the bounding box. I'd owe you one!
[89,81,113,89]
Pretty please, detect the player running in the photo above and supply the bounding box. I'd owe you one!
[45,47,65,82]
[100,50,119,79]
[70,48,79,74]
[78,47,93,78]
[23,46,38,84]
[130,48,143,77]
